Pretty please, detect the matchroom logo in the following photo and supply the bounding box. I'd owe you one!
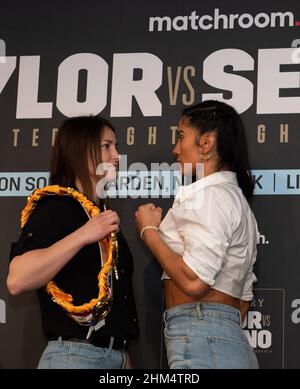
[149,9,299,32]
[242,289,285,369]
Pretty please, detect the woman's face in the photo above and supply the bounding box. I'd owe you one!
[87,127,119,194]
[100,127,119,166]
[172,118,202,176]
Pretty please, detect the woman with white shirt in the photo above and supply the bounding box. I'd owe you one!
[135,100,259,369]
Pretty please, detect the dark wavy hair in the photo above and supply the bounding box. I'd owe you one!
[182,100,254,199]
[50,116,115,199]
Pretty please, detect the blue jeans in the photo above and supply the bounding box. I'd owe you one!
[37,338,125,369]
[163,302,259,369]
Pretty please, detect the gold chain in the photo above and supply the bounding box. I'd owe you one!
[21,185,118,317]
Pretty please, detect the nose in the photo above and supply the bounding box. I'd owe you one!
[112,146,120,161]
[172,142,179,157]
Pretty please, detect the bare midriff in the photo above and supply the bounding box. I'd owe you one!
[164,279,240,310]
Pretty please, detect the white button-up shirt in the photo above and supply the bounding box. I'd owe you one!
[159,171,259,301]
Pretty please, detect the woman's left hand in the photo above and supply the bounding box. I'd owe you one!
[135,203,162,234]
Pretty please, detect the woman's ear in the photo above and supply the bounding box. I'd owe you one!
[199,133,216,153]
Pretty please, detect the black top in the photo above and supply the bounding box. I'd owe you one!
[10,195,139,342]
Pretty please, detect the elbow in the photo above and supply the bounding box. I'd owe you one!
[185,287,204,299]
[182,279,210,299]
[7,262,23,296]
[7,274,22,295]
[7,277,21,296]
[179,260,211,298]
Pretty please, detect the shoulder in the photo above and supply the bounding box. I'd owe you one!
[186,183,237,219]
[25,194,88,228]
[206,182,256,235]
[10,195,87,258]
[173,183,237,238]
[207,183,238,211]
[34,194,84,212]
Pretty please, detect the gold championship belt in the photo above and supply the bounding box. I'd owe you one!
[20,185,118,326]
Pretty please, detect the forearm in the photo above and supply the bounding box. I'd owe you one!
[143,229,209,298]
[7,228,86,295]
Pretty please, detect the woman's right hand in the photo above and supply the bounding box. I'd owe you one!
[78,210,120,245]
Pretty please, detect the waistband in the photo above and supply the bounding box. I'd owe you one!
[163,302,241,325]
[51,335,127,350]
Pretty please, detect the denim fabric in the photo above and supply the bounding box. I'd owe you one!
[163,302,259,369]
[37,338,125,369]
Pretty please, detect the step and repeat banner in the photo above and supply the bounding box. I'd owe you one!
[0,0,300,369]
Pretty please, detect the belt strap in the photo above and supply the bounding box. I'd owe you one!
[54,335,127,350]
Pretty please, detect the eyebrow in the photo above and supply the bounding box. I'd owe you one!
[101,139,118,144]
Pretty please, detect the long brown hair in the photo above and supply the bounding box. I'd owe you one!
[50,116,116,199]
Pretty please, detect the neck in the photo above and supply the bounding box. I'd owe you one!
[203,158,229,177]
[203,161,219,177]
